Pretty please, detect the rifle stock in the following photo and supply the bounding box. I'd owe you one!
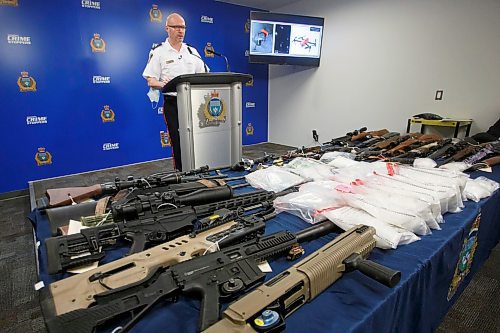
[351,129,389,141]
[203,225,401,333]
[46,184,106,207]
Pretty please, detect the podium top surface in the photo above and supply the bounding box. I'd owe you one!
[162,72,253,93]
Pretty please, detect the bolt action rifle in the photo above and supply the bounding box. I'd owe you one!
[385,133,440,156]
[45,189,294,274]
[45,178,246,236]
[40,165,232,208]
[350,129,390,142]
[322,127,368,146]
[203,225,401,333]
[41,221,339,333]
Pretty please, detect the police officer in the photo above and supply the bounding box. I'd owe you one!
[143,12,207,171]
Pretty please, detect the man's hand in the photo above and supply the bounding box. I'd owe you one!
[146,77,168,89]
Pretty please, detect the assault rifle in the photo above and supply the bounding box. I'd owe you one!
[41,221,339,333]
[203,225,401,333]
[40,204,277,317]
[385,133,440,156]
[323,127,368,146]
[40,164,245,208]
[45,189,293,274]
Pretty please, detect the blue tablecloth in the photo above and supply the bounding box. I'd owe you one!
[29,166,500,333]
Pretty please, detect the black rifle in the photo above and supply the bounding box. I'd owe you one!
[322,127,368,146]
[39,165,232,209]
[45,189,293,274]
[45,178,246,236]
[41,221,339,333]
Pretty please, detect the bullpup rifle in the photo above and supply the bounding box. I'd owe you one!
[41,221,339,333]
[203,225,401,333]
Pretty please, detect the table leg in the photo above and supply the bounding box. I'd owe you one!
[406,119,411,133]
[454,122,460,138]
[465,123,472,137]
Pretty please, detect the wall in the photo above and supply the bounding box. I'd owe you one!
[0,0,268,193]
[268,0,500,146]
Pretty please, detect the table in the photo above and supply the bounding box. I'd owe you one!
[29,167,500,333]
[406,118,473,138]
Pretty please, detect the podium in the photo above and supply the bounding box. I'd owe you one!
[163,73,252,171]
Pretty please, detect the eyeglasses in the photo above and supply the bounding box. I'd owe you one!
[167,25,187,31]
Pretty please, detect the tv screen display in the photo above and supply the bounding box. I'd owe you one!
[249,11,324,66]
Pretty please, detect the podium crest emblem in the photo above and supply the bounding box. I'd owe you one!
[149,4,162,22]
[90,33,106,52]
[204,42,215,57]
[101,105,115,122]
[204,90,226,122]
[35,147,52,166]
[160,131,171,147]
[246,123,254,136]
[17,71,36,92]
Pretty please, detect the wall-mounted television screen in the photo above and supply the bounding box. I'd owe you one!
[249,11,324,66]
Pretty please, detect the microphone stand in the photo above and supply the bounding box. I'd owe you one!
[206,49,231,72]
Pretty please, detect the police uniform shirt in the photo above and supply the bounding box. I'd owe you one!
[142,39,207,95]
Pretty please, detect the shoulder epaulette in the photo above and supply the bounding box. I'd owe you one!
[151,42,163,50]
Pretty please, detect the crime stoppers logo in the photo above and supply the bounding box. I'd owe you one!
[0,0,18,6]
[149,4,162,22]
[35,148,52,166]
[246,123,254,136]
[90,33,106,52]
[26,116,47,125]
[17,71,36,92]
[81,0,100,9]
[93,75,110,84]
[201,15,213,24]
[103,143,119,151]
[101,105,115,122]
[7,34,31,45]
[160,131,171,147]
[204,42,215,57]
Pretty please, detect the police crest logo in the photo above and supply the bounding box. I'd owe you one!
[17,71,36,92]
[160,131,171,147]
[447,214,481,300]
[0,0,18,6]
[35,147,52,166]
[244,19,250,33]
[204,90,226,122]
[245,75,254,87]
[204,42,215,57]
[246,123,254,136]
[100,105,115,122]
[90,33,106,53]
[149,4,162,22]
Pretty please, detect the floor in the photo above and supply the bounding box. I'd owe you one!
[0,143,498,333]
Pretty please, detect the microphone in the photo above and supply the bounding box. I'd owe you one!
[206,48,231,72]
[186,44,208,73]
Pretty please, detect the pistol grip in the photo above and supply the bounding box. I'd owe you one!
[127,232,146,254]
[184,281,221,331]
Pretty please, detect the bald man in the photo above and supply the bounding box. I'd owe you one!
[143,13,207,171]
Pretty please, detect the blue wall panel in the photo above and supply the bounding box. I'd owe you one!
[0,0,268,193]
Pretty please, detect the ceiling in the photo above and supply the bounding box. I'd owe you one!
[215,0,303,11]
